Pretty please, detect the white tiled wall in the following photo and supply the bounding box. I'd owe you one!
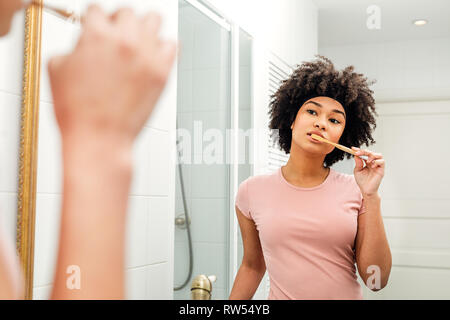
[0,10,25,265]
[320,38,450,299]
[320,37,450,102]
[0,0,178,300]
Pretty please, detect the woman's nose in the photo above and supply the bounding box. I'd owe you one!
[314,122,326,130]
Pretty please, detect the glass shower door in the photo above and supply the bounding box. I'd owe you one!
[174,0,231,300]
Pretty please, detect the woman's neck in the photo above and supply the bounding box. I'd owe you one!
[281,143,329,187]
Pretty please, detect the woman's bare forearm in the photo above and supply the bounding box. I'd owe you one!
[229,264,266,300]
[357,193,392,290]
[50,134,133,299]
[0,228,24,299]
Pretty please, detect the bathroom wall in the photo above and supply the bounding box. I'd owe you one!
[320,38,450,299]
[208,0,318,67]
[0,11,24,254]
[320,37,450,103]
[321,37,450,177]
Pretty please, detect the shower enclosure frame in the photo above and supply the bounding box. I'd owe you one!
[181,0,257,296]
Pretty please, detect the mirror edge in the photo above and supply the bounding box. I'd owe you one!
[17,0,43,300]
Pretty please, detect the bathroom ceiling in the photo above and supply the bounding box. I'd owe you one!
[314,0,450,46]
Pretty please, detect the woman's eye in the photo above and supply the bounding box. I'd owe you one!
[307,109,340,124]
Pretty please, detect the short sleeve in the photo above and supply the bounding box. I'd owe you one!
[235,179,252,220]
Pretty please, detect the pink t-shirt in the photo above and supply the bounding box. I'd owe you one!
[235,167,366,300]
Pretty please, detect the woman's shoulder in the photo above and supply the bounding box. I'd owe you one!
[330,168,362,196]
[331,168,355,182]
[239,169,279,189]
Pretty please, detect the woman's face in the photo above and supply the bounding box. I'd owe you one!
[291,96,346,155]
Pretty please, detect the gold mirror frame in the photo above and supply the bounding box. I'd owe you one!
[17,0,43,300]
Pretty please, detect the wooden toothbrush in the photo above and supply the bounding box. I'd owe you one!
[27,0,80,22]
[311,134,369,160]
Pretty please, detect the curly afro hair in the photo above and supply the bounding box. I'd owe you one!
[269,55,378,168]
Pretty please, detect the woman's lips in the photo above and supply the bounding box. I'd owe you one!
[307,134,322,143]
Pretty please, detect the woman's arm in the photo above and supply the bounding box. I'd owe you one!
[0,227,24,299]
[50,135,133,299]
[229,207,266,300]
[352,147,392,291]
[355,193,392,291]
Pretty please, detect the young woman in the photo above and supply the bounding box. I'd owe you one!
[229,56,392,300]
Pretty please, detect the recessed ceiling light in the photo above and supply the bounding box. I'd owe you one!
[413,19,428,26]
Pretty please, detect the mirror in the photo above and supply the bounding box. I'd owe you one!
[13,0,450,301]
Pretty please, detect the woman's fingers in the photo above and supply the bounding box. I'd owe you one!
[369,158,385,168]
[353,148,383,164]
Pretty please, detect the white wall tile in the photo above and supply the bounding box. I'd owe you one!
[190,198,227,243]
[173,285,190,299]
[363,266,450,299]
[320,37,450,100]
[384,219,450,250]
[191,164,229,198]
[175,164,191,201]
[178,16,194,71]
[0,11,25,96]
[212,287,226,300]
[125,266,147,300]
[40,12,79,104]
[0,93,21,193]
[173,241,190,289]
[239,66,251,108]
[146,67,177,131]
[149,129,172,196]
[0,193,18,242]
[125,197,149,268]
[130,128,152,196]
[403,66,434,89]
[33,194,62,287]
[403,40,433,69]
[433,63,450,88]
[176,69,193,113]
[33,285,52,300]
[192,68,230,111]
[193,23,227,70]
[147,262,172,299]
[192,109,229,144]
[433,39,450,68]
[148,197,170,264]
[192,243,226,289]
[36,102,62,194]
